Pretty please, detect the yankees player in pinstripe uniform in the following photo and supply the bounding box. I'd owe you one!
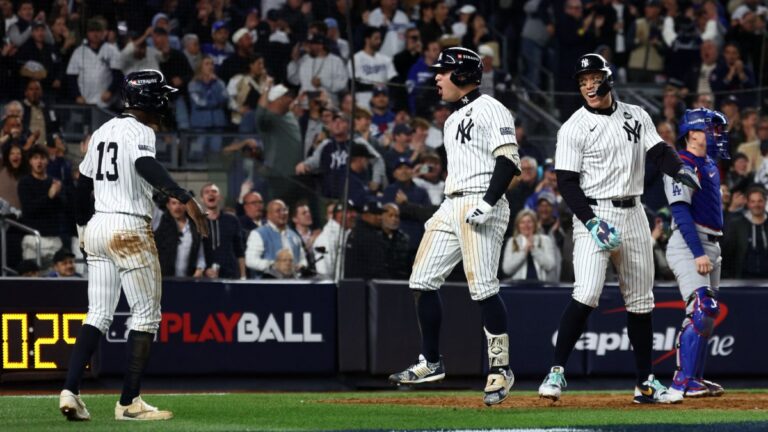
[537,54,700,404]
[59,70,208,421]
[664,108,728,398]
[388,47,522,406]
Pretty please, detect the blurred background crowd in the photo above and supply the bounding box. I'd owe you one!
[0,0,767,283]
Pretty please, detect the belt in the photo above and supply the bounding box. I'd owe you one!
[707,234,721,243]
[586,197,636,208]
[446,191,480,198]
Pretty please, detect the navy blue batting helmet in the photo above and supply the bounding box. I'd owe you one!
[678,108,730,160]
[430,46,482,87]
[574,53,614,96]
[122,69,178,112]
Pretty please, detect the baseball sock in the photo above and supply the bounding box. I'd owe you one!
[63,324,102,394]
[415,290,442,363]
[627,312,653,385]
[119,330,154,406]
[553,300,594,366]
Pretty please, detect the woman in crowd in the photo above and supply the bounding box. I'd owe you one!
[501,209,557,282]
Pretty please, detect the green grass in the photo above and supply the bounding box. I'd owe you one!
[1,391,767,431]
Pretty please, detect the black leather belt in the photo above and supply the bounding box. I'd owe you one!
[707,235,721,243]
[586,197,636,208]
[447,191,479,198]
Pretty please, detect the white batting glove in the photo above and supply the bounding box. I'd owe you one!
[465,200,494,226]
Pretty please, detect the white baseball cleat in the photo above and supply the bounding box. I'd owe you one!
[115,396,173,421]
[539,366,567,402]
[59,389,90,421]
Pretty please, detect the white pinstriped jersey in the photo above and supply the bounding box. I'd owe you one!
[79,115,157,219]
[555,101,661,199]
[443,94,517,195]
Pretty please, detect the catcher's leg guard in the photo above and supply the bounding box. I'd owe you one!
[672,287,719,397]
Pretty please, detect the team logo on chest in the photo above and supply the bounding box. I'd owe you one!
[623,119,641,143]
[456,117,474,144]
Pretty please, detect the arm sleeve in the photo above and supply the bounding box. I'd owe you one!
[135,157,192,203]
[670,202,705,258]
[74,174,95,226]
[556,169,596,225]
[483,155,519,206]
[647,141,683,177]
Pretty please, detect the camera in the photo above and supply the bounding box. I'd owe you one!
[418,164,432,175]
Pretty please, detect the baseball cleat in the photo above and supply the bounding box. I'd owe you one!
[59,389,90,421]
[701,379,724,397]
[483,367,514,406]
[115,396,173,421]
[634,375,683,404]
[388,354,445,385]
[538,366,567,402]
[671,378,709,398]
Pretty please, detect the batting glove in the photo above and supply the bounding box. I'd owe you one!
[465,200,494,226]
[673,166,701,191]
[585,217,622,250]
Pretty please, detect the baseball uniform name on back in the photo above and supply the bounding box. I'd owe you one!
[555,101,662,200]
[79,116,157,219]
[443,92,517,196]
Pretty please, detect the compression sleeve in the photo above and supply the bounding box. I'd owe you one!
[74,174,95,226]
[670,202,705,258]
[647,142,683,177]
[135,157,192,203]
[483,156,520,206]
[556,169,596,225]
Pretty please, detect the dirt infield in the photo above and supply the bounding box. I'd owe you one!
[327,392,768,410]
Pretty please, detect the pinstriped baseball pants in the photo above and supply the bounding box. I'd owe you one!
[409,195,510,301]
[83,213,162,334]
[572,199,655,313]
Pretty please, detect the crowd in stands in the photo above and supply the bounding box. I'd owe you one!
[0,0,767,282]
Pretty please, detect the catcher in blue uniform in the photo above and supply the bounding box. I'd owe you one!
[662,108,728,398]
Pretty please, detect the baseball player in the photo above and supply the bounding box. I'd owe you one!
[537,54,700,404]
[664,108,728,398]
[388,47,521,406]
[59,70,208,421]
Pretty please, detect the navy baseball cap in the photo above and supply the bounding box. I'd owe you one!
[372,86,389,96]
[361,200,384,214]
[393,156,414,169]
[393,123,413,136]
[350,143,374,159]
[212,20,228,33]
[53,248,75,263]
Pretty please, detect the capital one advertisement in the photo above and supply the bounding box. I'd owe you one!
[97,280,337,375]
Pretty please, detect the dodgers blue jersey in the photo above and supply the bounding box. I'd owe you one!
[663,150,723,233]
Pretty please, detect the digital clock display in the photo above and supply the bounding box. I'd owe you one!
[2,313,86,370]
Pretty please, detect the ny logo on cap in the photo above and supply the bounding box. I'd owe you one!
[581,58,590,68]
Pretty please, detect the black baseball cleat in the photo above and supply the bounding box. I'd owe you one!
[388,354,445,385]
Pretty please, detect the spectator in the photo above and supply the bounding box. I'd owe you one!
[722,186,768,278]
[119,28,162,75]
[183,33,203,71]
[426,101,450,149]
[628,0,664,83]
[154,196,206,278]
[17,145,64,265]
[153,27,193,129]
[382,156,431,251]
[370,86,395,137]
[367,0,410,58]
[202,20,234,70]
[245,199,307,277]
[350,26,397,109]
[261,248,299,279]
[219,27,254,84]
[452,4,477,38]
[410,117,430,153]
[237,187,265,234]
[501,209,557,282]
[253,82,304,201]
[353,107,383,150]
[419,0,450,43]
[291,200,319,253]
[1,0,17,32]
[711,42,756,108]
[380,202,411,279]
[287,33,348,98]
[185,0,215,45]
[279,0,311,42]
[46,248,80,277]
[200,183,246,279]
[696,0,725,48]
[21,80,61,147]
[660,83,686,126]
[0,114,36,152]
[15,259,39,277]
[406,39,440,116]
[313,200,357,279]
[412,151,445,206]
[392,27,422,104]
[662,7,702,85]
[682,40,717,98]
[725,152,754,190]
[756,141,768,191]
[478,44,514,104]
[7,1,53,47]
[384,123,414,181]
[66,18,121,108]
[727,9,766,72]
[515,119,545,166]
[344,200,386,279]
[188,55,228,155]
[343,142,381,205]
[147,13,182,50]
[691,92,714,110]
[650,206,675,281]
[324,17,349,60]
[506,156,539,227]
[16,20,62,93]
[720,95,743,144]
[521,0,554,91]
[735,108,761,172]
[0,142,24,210]
[50,16,76,65]
[462,12,494,52]
[227,53,270,126]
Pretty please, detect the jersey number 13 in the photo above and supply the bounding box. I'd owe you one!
[95,141,119,181]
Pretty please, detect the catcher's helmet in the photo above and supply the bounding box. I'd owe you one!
[429,46,482,87]
[678,108,730,160]
[573,53,613,96]
[122,69,178,112]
